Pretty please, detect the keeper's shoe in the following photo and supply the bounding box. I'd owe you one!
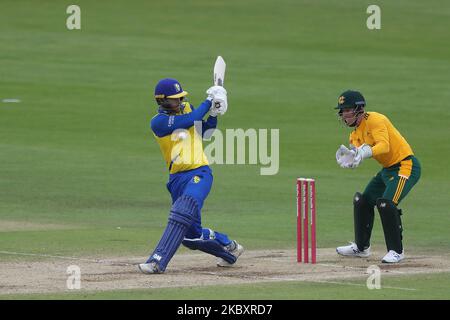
[381,250,404,263]
[336,242,371,258]
[217,241,244,267]
[138,261,163,274]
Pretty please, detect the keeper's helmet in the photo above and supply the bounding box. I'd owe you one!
[335,90,366,110]
[154,78,188,104]
[335,90,366,127]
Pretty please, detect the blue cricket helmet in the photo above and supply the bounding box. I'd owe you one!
[154,78,188,99]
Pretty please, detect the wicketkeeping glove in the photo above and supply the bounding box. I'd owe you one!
[349,144,373,168]
[336,144,373,169]
[336,145,355,168]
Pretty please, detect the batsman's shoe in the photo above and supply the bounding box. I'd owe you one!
[217,241,244,267]
[138,262,163,274]
[336,242,371,258]
[382,250,404,263]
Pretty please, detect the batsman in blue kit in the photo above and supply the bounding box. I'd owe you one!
[139,78,244,274]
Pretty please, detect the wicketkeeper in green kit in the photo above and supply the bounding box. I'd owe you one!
[334,90,421,263]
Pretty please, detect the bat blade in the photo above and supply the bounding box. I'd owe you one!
[213,56,226,86]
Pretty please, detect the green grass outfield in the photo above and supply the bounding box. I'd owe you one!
[1,0,449,299]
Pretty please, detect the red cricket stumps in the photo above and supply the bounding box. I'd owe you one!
[296,178,317,264]
[303,179,309,263]
[310,179,316,264]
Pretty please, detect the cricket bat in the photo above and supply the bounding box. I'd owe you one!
[213,56,226,87]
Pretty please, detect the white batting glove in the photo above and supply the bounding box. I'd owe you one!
[206,86,227,116]
[209,104,220,117]
[206,85,227,99]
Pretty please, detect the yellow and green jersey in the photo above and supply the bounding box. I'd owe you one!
[150,100,216,174]
[349,112,413,168]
